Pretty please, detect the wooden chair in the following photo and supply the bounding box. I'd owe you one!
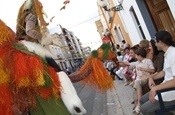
[155,87,175,115]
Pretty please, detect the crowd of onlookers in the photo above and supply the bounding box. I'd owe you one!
[103,31,175,115]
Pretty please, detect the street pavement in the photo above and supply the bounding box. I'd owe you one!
[74,79,175,115]
[73,82,107,115]
[73,79,136,115]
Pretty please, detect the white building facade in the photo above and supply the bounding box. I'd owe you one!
[113,0,175,45]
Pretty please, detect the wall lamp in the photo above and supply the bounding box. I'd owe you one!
[110,3,123,11]
[98,0,124,12]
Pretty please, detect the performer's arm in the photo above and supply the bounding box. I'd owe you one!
[69,67,92,83]
[25,13,42,40]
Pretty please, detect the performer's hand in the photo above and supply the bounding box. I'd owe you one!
[40,27,53,46]
[41,35,53,46]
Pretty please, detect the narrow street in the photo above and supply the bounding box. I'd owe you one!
[73,79,135,115]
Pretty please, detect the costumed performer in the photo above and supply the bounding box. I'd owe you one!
[15,0,118,113]
[16,0,117,115]
[1,0,86,114]
[0,0,118,115]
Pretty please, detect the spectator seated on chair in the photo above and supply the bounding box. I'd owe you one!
[142,39,164,95]
[140,30,175,115]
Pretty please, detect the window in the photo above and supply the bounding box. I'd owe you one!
[113,26,124,44]
[130,6,146,39]
[105,11,112,23]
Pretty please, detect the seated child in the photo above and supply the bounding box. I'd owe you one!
[119,48,155,114]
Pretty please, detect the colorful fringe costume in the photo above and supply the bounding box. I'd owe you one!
[0,19,69,115]
[0,20,117,115]
[0,0,119,115]
[69,43,119,90]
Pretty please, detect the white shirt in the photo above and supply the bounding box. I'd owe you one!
[106,61,114,70]
[123,54,130,62]
[130,58,154,80]
[117,55,124,62]
[155,46,175,101]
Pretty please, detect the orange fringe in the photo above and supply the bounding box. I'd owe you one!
[38,66,61,99]
[10,86,37,114]
[0,20,15,44]
[0,59,10,84]
[0,42,45,88]
[47,66,61,98]
[0,41,61,114]
[0,19,61,114]
[0,85,13,115]
[0,42,44,113]
[33,0,49,27]
[79,56,114,90]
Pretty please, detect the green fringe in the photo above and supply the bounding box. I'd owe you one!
[43,74,52,87]
[100,43,111,60]
[91,50,98,57]
[91,43,112,60]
